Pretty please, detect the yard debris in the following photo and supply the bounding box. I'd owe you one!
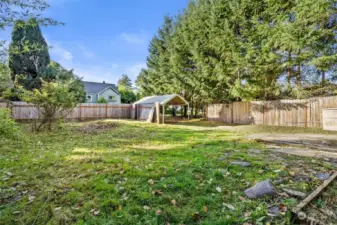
[292,171,337,214]
[244,180,276,199]
[203,206,208,213]
[230,161,251,167]
[222,203,235,211]
[315,173,330,181]
[171,199,177,206]
[28,195,36,202]
[54,207,62,211]
[90,209,100,216]
[268,206,279,216]
[192,212,202,221]
[282,188,306,199]
[148,179,154,185]
[152,190,163,195]
[155,209,162,216]
[5,172,13,177]
[143,205,151,211]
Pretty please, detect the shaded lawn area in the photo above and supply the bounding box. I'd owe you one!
[0,120,334,225]
[169,119,337,135]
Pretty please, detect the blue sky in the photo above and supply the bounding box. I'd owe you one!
[3,0,189,85]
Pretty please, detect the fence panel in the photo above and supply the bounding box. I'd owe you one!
[9,102,132,120]
[232,102,251,124]
[207,104,233,123]
[207,96,337,128]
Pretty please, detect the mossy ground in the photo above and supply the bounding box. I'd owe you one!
[0,120,334,225]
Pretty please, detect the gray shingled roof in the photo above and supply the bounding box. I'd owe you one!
[82,81,119,94]
[134,94,188,105]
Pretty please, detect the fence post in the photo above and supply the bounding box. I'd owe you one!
[262,102,265,125]
[231,103,234,124]
[106,104,108,119]
[79,104,82,121]
[156,102,160,124]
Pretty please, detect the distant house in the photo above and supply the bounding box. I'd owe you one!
[82,81,121,104]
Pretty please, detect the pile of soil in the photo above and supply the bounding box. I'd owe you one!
[76,121,119,134]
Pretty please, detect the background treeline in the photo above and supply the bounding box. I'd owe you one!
[136,0,337,114]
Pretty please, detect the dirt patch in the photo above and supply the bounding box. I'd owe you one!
[76,121,119,134]
[267,146,337,160]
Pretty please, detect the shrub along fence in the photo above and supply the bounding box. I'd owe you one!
[207,96,337,128]
[4,102,132,120]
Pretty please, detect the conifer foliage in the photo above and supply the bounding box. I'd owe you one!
[137,0,337,108]
[9,18,50,90]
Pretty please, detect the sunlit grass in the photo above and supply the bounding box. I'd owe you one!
[0,120,333,225]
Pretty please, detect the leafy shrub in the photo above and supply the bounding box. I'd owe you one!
[97,96,108,103]
[0,108,22,140]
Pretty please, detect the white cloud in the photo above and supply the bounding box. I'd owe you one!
[120,32,147,44]
[48,41,73,62]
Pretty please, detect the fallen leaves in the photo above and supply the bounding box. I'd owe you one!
[155,209,162,216]
[203,206,209,213]
[222,203,235,211]
[192,212,203,221]
[54,207,62,211]
[148,179,154,185]
[152,190,163,195]
[171,199,177,206]
[143,205,151,211]
[28,195,35,203]
[90,209,100,216]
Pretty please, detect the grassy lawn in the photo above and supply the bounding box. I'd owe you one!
[0,120,335,225]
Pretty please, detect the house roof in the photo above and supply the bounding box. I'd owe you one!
[82,81,119,94]
[134,94,188,105]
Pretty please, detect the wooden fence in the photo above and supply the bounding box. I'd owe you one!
[2,102,132,120]
[207,96,337,128]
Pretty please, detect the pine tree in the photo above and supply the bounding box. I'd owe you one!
[8,18,50,90]
[117,74,133,89]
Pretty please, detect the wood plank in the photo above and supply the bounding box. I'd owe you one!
[292,171,337,214]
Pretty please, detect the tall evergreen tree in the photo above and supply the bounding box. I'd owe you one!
[137,0,337,104]
[8,18,50,90]
[117,74,133,89]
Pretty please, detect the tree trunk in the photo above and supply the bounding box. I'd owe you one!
[296,63,301,88]
[322,71,325,86]
[172,106,176,117]
[183,105,187,117]
[287,52,292,87]
[194,104,198,117]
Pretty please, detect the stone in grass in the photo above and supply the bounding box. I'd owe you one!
[315,173,330,181]
[248,149,261,154]
[230,161,251,167]
[244,180,276,199]
[218,157,226,161]
[268,206,279,216]
[282,188,306,199]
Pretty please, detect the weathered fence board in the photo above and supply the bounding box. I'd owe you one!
[207,96,337,128]
[0,102,132,120]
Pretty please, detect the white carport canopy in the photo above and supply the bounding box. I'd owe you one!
[134,94,188,106]
[134,94,189,123]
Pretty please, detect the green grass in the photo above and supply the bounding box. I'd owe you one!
[0,120,333,225]
[171,119,337,135]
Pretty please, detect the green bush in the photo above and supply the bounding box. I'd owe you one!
[97,96,108,103]
[0,109,22,140]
